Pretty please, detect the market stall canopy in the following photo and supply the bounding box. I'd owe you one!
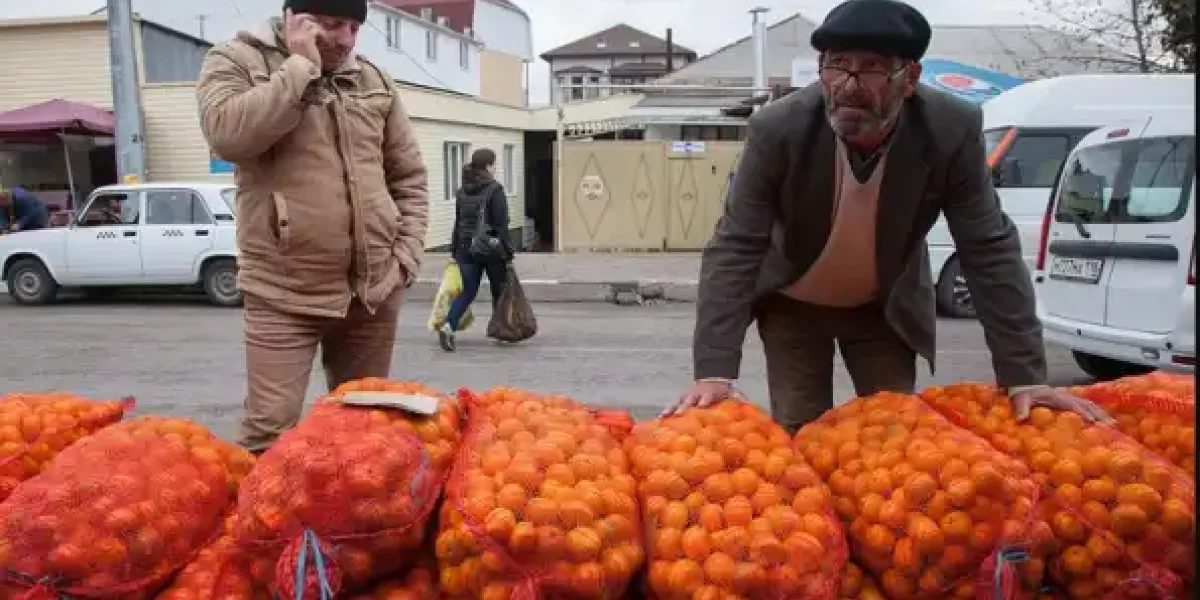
[0,99,115,137]
[919,59,1025,104]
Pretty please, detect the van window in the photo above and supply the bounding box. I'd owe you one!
[984,128,1010,156]
[1056,135,1194,224]
[1001,133,1073,188]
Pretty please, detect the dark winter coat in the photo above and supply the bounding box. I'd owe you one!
[451,167,512,259]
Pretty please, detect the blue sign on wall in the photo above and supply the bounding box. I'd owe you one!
[919,59,1025,104]
[209,153,235,174]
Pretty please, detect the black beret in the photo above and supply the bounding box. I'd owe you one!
[811,0,932,61]
[283,0,367,23]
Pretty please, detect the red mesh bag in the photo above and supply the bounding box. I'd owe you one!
[795,392,1043,600]
[224,379,462,599]
[627,399,846,600]
[839,562,886,600]
[1068,372,1195,471]
[0,392,132,501]
[435,388,644,600]
[921,383,1196,600]
[0,416,243,599]
[347,558,440,600]
[154,532,272,600]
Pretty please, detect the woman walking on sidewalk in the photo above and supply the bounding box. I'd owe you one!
[439,148,513,352]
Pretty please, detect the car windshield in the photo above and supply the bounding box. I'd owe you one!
[220,188,237,214]
[1056,135,1195,224]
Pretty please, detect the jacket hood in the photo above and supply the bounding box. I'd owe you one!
[461,167,496,194]
[235,18,361,73]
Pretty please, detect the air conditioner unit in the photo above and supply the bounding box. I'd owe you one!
[420,7,433,19]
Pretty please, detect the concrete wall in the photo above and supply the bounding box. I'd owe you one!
[478,50,526,107]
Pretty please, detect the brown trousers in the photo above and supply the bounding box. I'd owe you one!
[756,294,916,434]
[239,287,403,453]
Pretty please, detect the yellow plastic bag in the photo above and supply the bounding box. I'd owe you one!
[427,262,474,332]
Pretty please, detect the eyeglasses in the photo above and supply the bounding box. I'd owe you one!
[819,64,908,87]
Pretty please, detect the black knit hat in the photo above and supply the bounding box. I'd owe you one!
[811,0,932,61]
[282,0,368,23]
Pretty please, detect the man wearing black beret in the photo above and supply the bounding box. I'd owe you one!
[196,0,429,453]
[672,0,1110,429]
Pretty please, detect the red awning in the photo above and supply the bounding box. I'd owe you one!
[0,99,115,137]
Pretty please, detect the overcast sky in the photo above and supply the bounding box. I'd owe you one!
[0,0,1051,103]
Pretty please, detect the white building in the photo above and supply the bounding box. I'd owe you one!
[122,0,483,96]
[378,0,533,107]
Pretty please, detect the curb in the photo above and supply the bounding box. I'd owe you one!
[406,278,699,304]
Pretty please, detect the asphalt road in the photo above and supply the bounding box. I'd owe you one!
[0,295,1090,442]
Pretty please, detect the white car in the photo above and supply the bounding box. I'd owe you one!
[928,73,1195,319]
[1034,117,1195,380]
[1,182,241,306]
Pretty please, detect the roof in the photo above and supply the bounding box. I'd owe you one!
[376,0,528,33]
[660,13,1140,84]
[540,24,696,60]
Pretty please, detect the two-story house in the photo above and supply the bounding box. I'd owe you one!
[379,0,534,107]
[540,24,696,104]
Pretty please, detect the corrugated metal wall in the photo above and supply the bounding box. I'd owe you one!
[0,21,113,110]
[140,22,209,84]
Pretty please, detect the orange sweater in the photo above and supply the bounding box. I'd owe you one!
[782,140,885,307]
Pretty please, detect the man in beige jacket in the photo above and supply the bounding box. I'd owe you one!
[196,0,428,453]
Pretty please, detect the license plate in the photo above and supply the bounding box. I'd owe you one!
[1049,256,1105,283]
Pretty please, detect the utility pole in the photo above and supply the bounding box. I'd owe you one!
[106,0,147,182]
[196,14,207,39]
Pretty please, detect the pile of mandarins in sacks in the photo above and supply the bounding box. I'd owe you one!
[0,372,1192,600]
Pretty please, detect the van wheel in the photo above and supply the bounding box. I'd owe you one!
[1072,351,1153,382]
[936,257,976,319]
[202,259,242,307]
[6,258,59,305]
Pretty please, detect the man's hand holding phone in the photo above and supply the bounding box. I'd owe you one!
[284,9,324,71]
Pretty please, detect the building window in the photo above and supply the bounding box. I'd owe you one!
[570,76,583,100]
[384,16,401,48]
[444,142,470,200]
[459,40,469,69]
[587,76,601,99]
[502,144,516,191]
[426,29,438,60]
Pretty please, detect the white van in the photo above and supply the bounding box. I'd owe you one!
[1034,116,1195,380]
[928,73,1195,318]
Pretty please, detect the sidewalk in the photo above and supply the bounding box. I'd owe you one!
[409,253,702,303]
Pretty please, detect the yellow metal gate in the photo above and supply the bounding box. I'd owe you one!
[557,140,743,251]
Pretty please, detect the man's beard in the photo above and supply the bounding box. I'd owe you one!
[826,90,898,139]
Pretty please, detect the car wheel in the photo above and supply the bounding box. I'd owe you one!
[936,257,977,319]
[1072,351,1153,382]
[6,258,59,305]
[202,259,242,307]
